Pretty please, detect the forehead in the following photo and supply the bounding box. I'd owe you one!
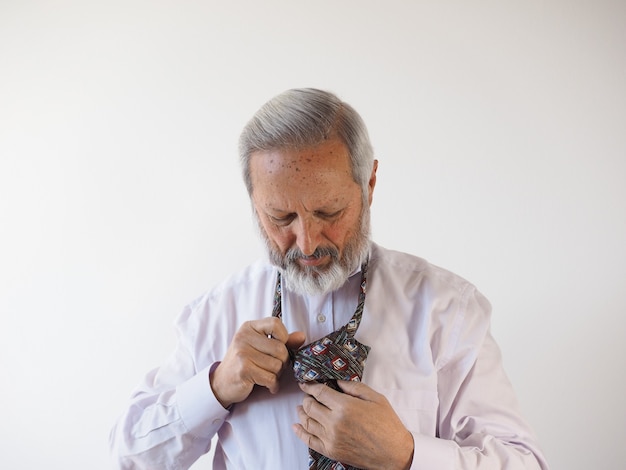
[249,139,359,207]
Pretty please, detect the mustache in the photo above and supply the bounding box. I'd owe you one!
[285,246,339,262]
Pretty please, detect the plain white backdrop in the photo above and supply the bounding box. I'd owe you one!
[1,1,624,469]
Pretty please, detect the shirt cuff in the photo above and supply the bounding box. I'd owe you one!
[176,363,230,438]
[409,433,456,470]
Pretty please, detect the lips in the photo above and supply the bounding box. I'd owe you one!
[298,255,330,267]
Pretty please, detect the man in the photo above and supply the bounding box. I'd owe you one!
[110,88,549,469]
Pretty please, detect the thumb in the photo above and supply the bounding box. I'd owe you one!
[286,331,306,350]
[337,379,376,401]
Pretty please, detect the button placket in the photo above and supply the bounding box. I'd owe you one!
[307,294,333,341]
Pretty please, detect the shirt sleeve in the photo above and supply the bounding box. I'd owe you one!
[409,287,550,470]
[109,305,229,470]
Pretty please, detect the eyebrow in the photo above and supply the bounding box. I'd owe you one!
[265,203,344,215]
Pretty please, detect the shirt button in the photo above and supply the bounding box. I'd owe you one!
[317,314,326,323]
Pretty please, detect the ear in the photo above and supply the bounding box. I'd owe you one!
[367,160,378,206]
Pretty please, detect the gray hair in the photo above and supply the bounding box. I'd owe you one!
[238,88,375,198]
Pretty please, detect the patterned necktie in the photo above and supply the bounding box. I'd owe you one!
[272,261,370,470]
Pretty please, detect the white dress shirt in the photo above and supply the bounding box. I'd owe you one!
[110,243,549,469]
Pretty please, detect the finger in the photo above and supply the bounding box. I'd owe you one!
[227,334,286,385]
[292,422,321,451]
[253,334,291,363]
[299,381,342,408]
[248,363,283,394]
[300,392,332,426]
[246,345,285,375]
[210,355,283,407]
[296,404,325,437]
[237,347,289,393]
[250,317,289,343]
[292,408,327,454]
[240,321,289,361]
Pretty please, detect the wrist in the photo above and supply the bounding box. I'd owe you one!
[209,363,232,409]
[393,430,414,470]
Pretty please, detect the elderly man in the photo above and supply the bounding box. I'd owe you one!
[110,88,548,469]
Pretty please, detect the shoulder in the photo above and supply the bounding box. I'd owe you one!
[368,243,493,368]
[369,242,476,296]
[368,242,492,331]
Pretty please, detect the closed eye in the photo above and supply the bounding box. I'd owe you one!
[268,214,296,226]
[314,210,343,221]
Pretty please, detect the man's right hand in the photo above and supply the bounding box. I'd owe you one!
[209,317,306,409]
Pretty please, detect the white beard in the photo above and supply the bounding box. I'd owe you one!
[257,207,371,296]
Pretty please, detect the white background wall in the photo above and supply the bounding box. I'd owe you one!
[1,1,624,469]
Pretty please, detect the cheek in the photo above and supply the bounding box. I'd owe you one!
[263,224,294,252]
[324,219,356,249]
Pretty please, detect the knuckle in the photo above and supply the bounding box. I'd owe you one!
[268,316,281,332]
[263,369,279,385]
[270,356,283,372]
[314,385,326,401]
[302,396,315,413]
[233,324,250,342]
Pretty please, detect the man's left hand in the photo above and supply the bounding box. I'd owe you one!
[293,380,414,470]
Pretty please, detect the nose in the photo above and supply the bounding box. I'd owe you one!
[294,216,322,257]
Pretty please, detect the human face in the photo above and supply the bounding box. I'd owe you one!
[250,138,377,295]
